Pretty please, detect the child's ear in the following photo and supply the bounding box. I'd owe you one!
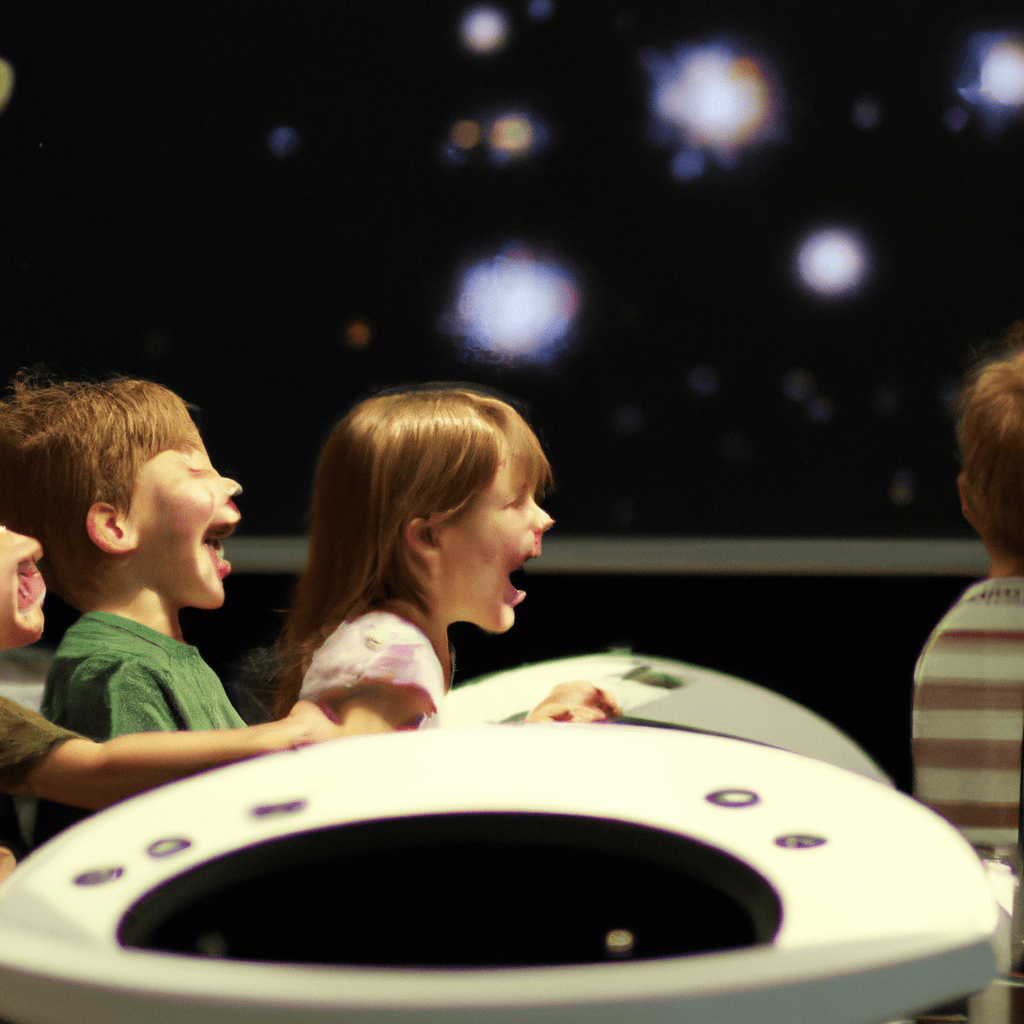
[404,518,438,562]
[957,475,984,533]
[86,502,139,554]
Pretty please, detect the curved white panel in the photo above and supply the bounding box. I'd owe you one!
[0,725,998,1024]
[448,652,892,784]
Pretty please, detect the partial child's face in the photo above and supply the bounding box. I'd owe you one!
[0,528,45,649]
[430,455,553,634]
[126,447,242,612]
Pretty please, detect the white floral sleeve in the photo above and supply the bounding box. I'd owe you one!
[299,611,445,728]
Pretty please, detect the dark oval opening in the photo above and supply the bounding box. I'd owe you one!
[119,812,781,967]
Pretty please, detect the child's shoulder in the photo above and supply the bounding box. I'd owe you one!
[915,576,1024,677]
[58,611,177,658]
[48,613,194,693]
[314,611,432,665]
[302,610,439,699]
[936,576,1024,629]
[341,610,431,646]
[55,612,223,691]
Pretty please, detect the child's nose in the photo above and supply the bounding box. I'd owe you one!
[535,508,554,534]
[223,479,243,519]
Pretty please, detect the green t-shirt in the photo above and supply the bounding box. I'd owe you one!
[42,611,245,740]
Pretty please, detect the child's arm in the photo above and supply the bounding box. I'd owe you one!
[525,682,620,723]
[15,700,337,810]
[314,680,438,735]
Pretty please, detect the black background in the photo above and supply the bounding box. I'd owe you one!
[3,2,1023,537]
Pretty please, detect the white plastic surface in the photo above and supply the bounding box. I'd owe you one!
[0,724,998,1024]
[447,652,892,784]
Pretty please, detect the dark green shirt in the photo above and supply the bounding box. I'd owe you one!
[42,611,245,740]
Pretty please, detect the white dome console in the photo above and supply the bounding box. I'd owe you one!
[0,724,998,1024]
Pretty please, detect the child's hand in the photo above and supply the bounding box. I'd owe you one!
[251,701,341,751]
[0,846,16,883]
[525,681,620,724]
[282,700,347,745]
[0,527,45,650]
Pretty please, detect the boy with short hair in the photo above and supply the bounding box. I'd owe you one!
[910,324,1024,989]
[912,325,1024,851]
[0,374,253,740]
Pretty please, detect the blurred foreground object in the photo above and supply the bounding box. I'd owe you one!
[0,722,998,1023]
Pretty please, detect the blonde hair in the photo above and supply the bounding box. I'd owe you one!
[274,387,552,716]
[956,321,1024,555]
[0,374,202,610]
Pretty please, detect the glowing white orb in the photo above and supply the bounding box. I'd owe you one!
[796,228,869,298]
[451,247,579,363]
[267,126,300,158]
[980,39,1024,105]
[647,44,776,153]
[957,32,1024,130]
[460,6,510,55]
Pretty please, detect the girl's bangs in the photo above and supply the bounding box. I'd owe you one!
[502,409,553,497]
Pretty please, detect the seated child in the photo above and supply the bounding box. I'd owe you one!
[0,373,286,844]
[0,374,248,739]
[0,524,335,877]
[273,385,618,733]
[912,325,1024,853]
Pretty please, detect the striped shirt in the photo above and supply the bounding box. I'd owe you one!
[912,578,1024,847]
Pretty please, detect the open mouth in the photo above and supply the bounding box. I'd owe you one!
[203,534,232,581]
[506,565,527,608]
[16,559,45,613]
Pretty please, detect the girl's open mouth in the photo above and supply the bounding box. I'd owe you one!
[506,566,527,607]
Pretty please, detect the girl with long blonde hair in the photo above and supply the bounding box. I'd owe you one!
[274,386,616,733]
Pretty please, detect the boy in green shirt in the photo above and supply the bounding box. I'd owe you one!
[0,375,262,742]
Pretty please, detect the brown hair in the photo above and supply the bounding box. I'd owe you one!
[274,386,552,716]
[0,374,202,609]
[956,321,1024,555]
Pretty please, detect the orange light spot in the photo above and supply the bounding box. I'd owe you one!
[346,321,373,349]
